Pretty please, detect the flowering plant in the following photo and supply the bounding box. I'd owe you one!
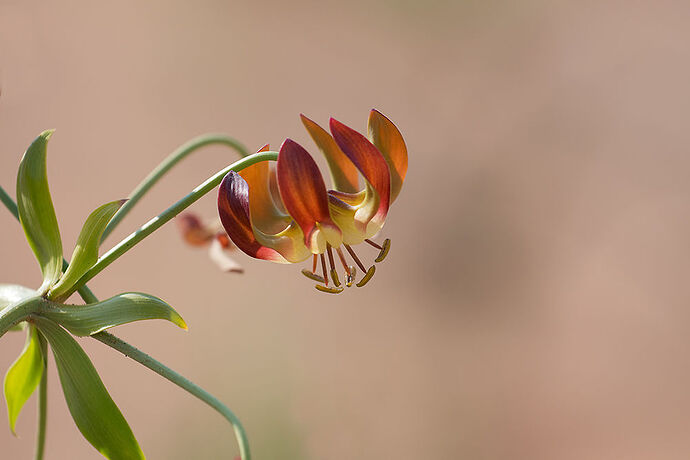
[0,110,406,459]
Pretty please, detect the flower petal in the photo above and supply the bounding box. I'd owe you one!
[329,118,391,230]
[300,114,359,193]
[276,139,342,253]
[217,170,287,263]
[368,109,408,203]
[240,159,312,263]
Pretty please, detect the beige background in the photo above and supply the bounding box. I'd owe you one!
[2,0,690,458]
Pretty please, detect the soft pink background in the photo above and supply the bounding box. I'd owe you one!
[2,0,690,458]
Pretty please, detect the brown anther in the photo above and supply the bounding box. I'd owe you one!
[315,284,344,294]
[344,244,367,273]
[375,239,391,263]
[335,247,352,276]
[330,268,341,287]
[301,269,325,283]
[320,253,329,286]
[356,265,376,287]
[364,239,383,250]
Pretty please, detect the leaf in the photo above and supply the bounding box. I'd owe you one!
[39,292,187,336]
[49,200,126,300]
[33,316,145,460]
[3,325,44,434]
[0,284,36,311]
[16,131,63,293]
[0,284,37,332]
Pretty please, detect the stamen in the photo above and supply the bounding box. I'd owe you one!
[326,244,340,287]
[301,269,325,283]
[312,254,318,273]
[374,239,391,263]
[344,244,367,273]
[356,265,376,287]
[320,253,329,286]
[364,239,382,250]
[335,247,352,277]
[315,285,344,294]
[346,265,357,287]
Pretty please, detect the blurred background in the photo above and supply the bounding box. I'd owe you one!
[2,0,690,458]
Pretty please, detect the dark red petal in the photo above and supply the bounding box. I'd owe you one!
[217,171,285,262]
[329,118,391,225]
[276,139,340,250]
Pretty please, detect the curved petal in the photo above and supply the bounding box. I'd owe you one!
[329,118,391,230]
[240,159,311,263]
[217,170,287,263]
[368,109,408,203]
[276,139,342,253]
[300,114,359,193]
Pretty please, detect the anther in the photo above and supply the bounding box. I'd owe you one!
[326,244,340,286]
[344,244,367,273]
[315,284,344,294]
[346,265,357,287]
[356,265,376,287]
[301,269,325,283]
[320,254,329,286]
[330,268,341,287]
[374,239,391,263]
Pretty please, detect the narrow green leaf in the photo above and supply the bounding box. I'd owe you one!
[0,285,37,332]
[0,284,35,311]
[33,316,144,460]
[39,292,188,336]
[3,325,44,434]
[16,131,63,292]
[49,200,126,300]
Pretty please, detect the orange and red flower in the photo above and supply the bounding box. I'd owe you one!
[217,110,407,293]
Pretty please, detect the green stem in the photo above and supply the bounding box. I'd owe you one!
[65,150,277,299]
[0,184,251,460]
[0,185,19,219]
[34,335,48,460]
[92,331,250,460]
[101,134,249,242]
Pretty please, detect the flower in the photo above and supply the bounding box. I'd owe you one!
[176,212,244,273]
[217,109,407,293]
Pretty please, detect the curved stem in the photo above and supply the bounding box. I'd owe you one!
[0,186,19,219]
[65,150,278,299]
[1,185,251,460]
[101,134,249,242]
[92,331,250,460]
[34,335,48,460]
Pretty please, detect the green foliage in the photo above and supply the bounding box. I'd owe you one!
[49,200,126,300]
[34,316,144,460]
[3,325,44,434]
[0,284,36,332]
[16,131,63,293]
[39,292,187,336]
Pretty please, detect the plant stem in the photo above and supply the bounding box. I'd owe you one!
[0,185,19,219]
[92,331,250,460]
[101,134,249,242]
[34,335,48,460]
[66,150,277,299]
[0,184,252,460]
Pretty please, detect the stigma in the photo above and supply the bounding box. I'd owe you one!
[301,238,391,294]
